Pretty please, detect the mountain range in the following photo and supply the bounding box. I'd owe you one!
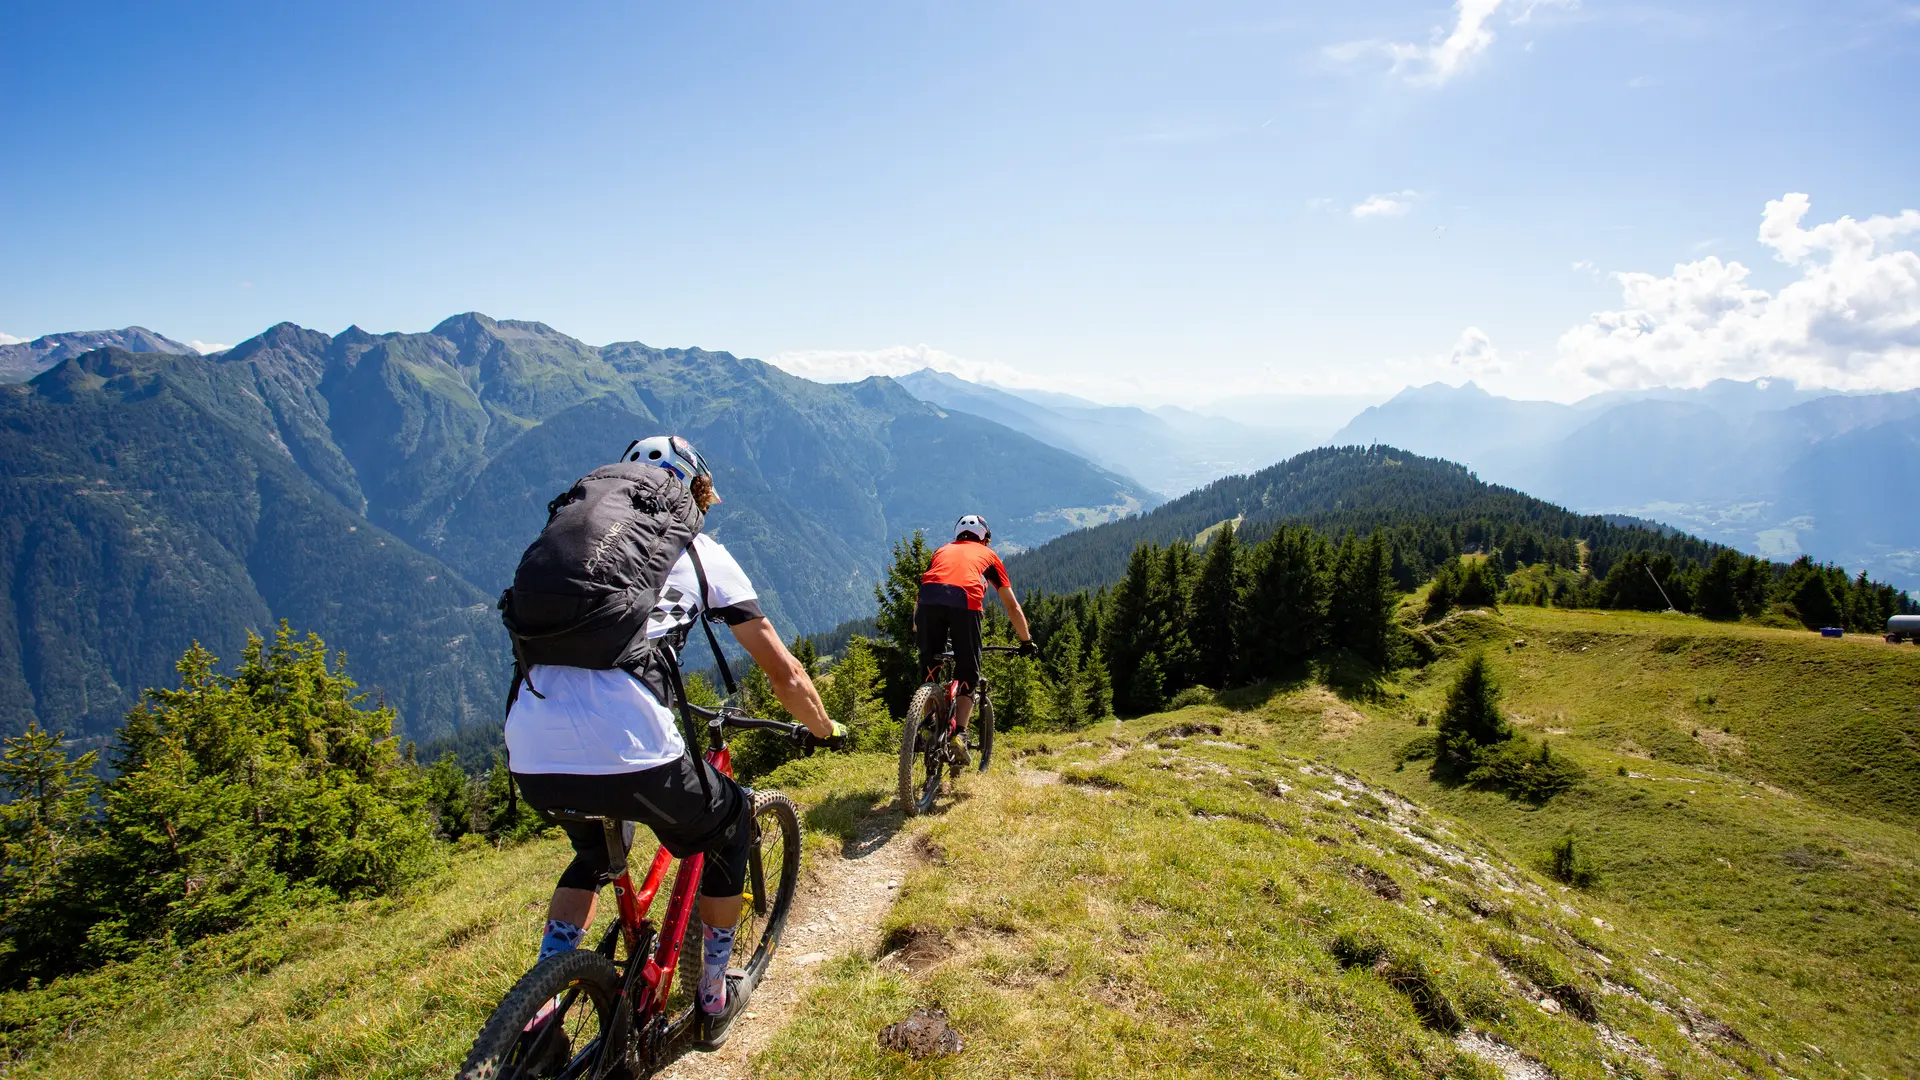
[894,369,1318,496]
[0,327,198,382]
[0,314,1149,744]
[1332,380,1920,591]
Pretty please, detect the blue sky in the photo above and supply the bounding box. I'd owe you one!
[3,1,1917,405]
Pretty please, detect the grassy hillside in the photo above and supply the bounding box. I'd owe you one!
[758,608,1915,1080]
[10,608,1912,1079]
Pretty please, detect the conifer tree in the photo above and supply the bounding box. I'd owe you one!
[1188,522,1240,689]
[1433,652,1511,779]
[1081,642,1113,721]
[0,724,99,981]
[873,531,935,710]
[1156,542,1197,694]
[1105,544,1162,714]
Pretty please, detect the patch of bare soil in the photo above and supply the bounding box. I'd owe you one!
[1300,686,1367,740]
[656,815,917,1080]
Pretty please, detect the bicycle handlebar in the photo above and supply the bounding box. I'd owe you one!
[682,701,843,751]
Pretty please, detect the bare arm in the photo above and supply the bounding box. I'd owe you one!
[729,617,835,738]
[995,585,1033,642]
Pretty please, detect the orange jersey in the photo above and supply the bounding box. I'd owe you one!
[918,540,1009,612]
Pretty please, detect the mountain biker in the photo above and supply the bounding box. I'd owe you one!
[914,514,1036,768]
[504,435,841,1044]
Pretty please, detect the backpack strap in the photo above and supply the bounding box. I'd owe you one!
[685,541,739,697]
[655,641,713,799]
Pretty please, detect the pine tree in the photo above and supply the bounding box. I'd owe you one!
[1045,616,1088,729]
[1081,643,1113,722]
[1105,544,1162,714]
[873,531,935,711]
[1241,527,1327,679]
[1433,652,1511,780]
[1156,542,1197,694]
[0,724,100,982]
[1330,533,1393,666]
[791,636,820,676]
[1188,522,1240,689]
[1694,549,1743,620]
[820,637,893,751]
[67,626,437,977]
[1131,651,1167,714]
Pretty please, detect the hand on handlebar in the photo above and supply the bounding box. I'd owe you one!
[791,719,849,754]
[1017,638,1039,659]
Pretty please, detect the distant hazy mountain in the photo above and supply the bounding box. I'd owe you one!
[895,369,1312,496]
[0,327,196,382]
[1329,380,1920,591]
[0,314,1150,743]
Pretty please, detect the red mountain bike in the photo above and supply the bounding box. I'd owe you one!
[898,644,1021,815]
[458,704,819,1080]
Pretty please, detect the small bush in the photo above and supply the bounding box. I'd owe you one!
[1395,732,1439,766]
[1546,834,1600,888]
[1166,685,1218,710]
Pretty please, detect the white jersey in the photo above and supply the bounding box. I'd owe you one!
[505,534,762,775]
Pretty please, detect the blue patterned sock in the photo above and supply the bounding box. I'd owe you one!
[700,923,736,1014]
[539,919,585,962]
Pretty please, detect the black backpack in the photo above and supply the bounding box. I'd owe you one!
[498,459,742,749]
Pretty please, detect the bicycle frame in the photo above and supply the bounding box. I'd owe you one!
[603,739,724,1017]
[589,709,789,1051]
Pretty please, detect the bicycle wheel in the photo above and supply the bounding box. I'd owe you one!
[669,791,803,1018]
[898,683,947,816]
[458,948,624,1080]
[975,691,995,773]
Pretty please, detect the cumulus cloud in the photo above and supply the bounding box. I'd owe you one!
[0,332,25,346]
[1558,194,1920,391]
[188,340,231,355]
[1327,0,1571,86]
[1445,326,1506,375]
[1353,192,1417,218]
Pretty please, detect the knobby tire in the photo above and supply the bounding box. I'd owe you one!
[670,790,803,1022]
[899,683,945,815]
[975,693,995,773]
[458,948,623,1080]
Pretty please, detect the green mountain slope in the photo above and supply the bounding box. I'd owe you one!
[1007,445,1745,597]
[0,314,1151,741]
[0,348,503,745]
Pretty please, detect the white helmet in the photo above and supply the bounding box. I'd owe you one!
[621,435,711,489]
[954,514,991,542]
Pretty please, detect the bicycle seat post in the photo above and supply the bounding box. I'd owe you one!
[601,819,628,879]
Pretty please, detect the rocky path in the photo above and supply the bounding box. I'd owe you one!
[657,814,916,1080]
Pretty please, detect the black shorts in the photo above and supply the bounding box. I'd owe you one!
[917,602,984,692]
[514,754,753,898]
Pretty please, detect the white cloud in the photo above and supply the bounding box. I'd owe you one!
[1353,191,1418,218]
[1327,0,1572,86]
[765,344,1029,388]
[1446,326,1506,376]
[188,340,231,355]
[0,332,25,346]
[1557,193,1920,391]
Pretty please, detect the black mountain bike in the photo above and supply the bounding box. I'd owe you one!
[898,644,1021,815]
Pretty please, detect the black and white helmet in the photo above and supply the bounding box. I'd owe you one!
[622,435,711,490]
[954,514,991,542]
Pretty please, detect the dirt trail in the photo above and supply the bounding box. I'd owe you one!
[658,815,917,1079]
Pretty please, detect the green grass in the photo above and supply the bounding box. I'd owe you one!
[0,755,901,1078]
[756,720,1762,1079]
[12,607,1914,1079]
[755,607,1916,1080]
